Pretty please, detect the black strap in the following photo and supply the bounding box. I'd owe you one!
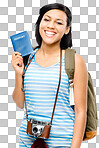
[22,54,35,121]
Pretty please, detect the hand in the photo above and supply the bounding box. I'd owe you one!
[11,52,24,76]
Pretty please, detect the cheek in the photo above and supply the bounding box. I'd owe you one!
[60,25,67,35]
[39,22,46,34]
[39,23,43,36]
[40,20,46,29]
[58,27,66,36]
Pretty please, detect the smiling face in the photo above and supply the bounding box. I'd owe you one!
[39,9,69,46]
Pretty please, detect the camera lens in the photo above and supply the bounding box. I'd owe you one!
[33,127,38,133]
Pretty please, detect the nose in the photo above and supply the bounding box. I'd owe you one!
[47,21,55,29]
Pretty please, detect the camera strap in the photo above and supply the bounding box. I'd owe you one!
[50,49,62,125]
[22,48,62,125]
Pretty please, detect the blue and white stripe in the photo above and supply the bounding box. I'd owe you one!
[19,49,75,148]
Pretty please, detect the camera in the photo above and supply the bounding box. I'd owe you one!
[30,119,50,137]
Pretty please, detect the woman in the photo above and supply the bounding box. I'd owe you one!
[11,3,88,148]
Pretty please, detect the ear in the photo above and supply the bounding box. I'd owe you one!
[64,26,70,35]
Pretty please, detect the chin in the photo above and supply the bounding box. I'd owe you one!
[42,38,60,46]
[42,41,58,46]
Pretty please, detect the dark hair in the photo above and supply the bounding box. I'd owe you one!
[35,3,72,49]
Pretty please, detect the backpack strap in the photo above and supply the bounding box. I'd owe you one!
[65,48,76,106]
[65,48,76,80]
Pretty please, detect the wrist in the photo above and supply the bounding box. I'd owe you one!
[15,71,23,77]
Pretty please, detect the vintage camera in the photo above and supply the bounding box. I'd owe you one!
[30,119,50,137]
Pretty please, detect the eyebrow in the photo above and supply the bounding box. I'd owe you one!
[44,15,64,22]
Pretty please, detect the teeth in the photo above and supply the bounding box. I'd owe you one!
[45,31,55,35]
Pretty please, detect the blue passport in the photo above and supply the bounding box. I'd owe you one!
[10,31,33,57]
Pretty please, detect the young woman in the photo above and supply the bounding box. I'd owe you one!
[11,3,88,148]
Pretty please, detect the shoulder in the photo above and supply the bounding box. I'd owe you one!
[75,53,87,73]
[75,53,85,67]
[74,53,88,83]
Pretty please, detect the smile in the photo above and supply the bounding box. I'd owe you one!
[44,30,56,37]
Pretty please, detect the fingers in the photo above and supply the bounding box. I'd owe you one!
[12,52,23,61]
[13,51,21,56]
[11,52,23,68]
[15,58,23,66]
[12,51,22,58]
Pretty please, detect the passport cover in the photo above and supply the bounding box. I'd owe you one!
[10,31,33,57]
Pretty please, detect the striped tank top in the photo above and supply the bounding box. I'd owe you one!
[20,49,75,147]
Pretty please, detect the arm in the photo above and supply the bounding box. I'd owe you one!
[71,54,88,148]
[11,52,25,109]
[12,73,25,109]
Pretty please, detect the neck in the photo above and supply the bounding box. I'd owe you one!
[39,42,61,56]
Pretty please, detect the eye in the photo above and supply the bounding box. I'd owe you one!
[57,22,63,25]
[44,18,49,21]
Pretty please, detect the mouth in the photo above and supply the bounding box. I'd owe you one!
[44,30,56,37]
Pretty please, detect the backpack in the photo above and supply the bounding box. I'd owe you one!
[65,48,98,141]
[23,47,98,141]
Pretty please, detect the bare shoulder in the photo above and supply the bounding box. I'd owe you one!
[74,53,88,85]
[75,53,87,74]
[75,53,85,67]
